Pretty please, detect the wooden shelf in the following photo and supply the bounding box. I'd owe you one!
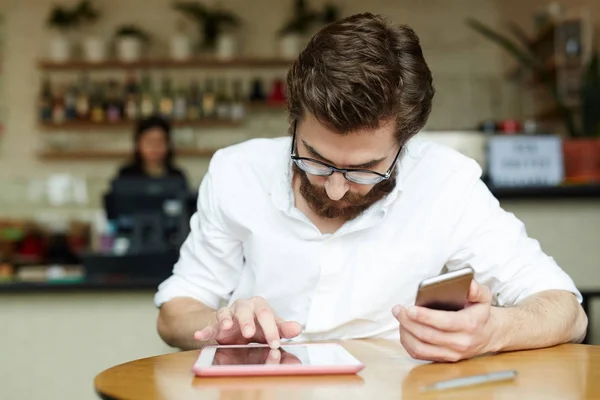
[246,101,287,111]
[38,57,294,71]
[38,119,242,132]
[38,148,216,160]
[176,148,217,157]
[489,183,600,200]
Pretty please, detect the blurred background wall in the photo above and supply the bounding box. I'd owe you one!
[0,1,598,399]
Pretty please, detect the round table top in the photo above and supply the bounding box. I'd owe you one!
[95,340,600,400]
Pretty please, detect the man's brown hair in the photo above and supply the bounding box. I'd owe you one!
[287,13,435,144]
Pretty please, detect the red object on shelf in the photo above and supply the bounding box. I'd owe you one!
[268,79,286,104]
[17,234,46,260]
[563,138,600,183]
[498,119,522,134]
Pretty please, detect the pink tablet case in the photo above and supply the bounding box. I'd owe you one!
[192,344,365,377]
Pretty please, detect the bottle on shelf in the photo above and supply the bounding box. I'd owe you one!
[39,76,53,122]
[173,83,188,122]
[64,84,78,121]
[140,74,156,118]
[51,84,66,124]
[249,78,266,102]
[186,79,202,121]
[90,82,106,123]
[158,76,174,119]
[75,73,91,121]
[268,78,286,104]
[124,73,140,121]
[215,78,231,120]
[230,79,246,121]
[202,78,217,119]
[106,79,124,123]
[37,74,257,128]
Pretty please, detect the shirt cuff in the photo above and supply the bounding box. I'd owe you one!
[496,278,582,307]
[154,274,222,310]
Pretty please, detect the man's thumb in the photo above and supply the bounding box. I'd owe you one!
[467,279,492,304]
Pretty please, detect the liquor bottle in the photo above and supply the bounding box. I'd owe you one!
[64,84,78,121]
[140,74,156,118]
[51,84,66,124]
[173,84,188,121]
[230,79,246,121]
[268,78,286,104]
[215,78,231,120]
[106,79,123,123]
[90,82,106,123]
[124,73,140,121]
[75,73,91,121]
[158,76,174,119]
[39,76,53,122]
[186,79,202,121]
[249,78,266,102]
[202,78,216,119]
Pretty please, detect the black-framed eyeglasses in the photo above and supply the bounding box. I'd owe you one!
[290,120,402,185]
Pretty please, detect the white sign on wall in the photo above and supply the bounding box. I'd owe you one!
[487,135,564,187]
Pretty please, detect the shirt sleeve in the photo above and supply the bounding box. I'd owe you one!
[154,153,244,309]
[445,161,581,306]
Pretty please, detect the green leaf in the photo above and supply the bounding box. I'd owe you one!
[47,6,78,30]
[172,1,241,49]
[74,0,100,24]
[173,2,211,22]
[213,10,240,26]
[322,3,340,24]
[115,24,151,42]
[505,21,532,51]
[466,18,546,77]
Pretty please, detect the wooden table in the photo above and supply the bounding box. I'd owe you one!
[95,340,600,399]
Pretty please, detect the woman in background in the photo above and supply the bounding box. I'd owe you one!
[118,115,188,184]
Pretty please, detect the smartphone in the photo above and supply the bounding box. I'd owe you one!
[414,266,474,311]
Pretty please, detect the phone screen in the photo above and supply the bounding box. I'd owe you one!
[212,346,310,366]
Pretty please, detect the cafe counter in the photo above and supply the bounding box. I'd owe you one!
[0,276,161,292]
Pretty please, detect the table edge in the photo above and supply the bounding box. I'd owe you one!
[93,342,599,400]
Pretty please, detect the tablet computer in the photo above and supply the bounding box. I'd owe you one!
[192,343,365,377]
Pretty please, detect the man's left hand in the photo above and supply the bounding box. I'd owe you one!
[392,279,498,362]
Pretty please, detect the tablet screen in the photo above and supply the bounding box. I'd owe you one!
[212,346,309,365]
[193,344,365,376]
[207,344,360,367]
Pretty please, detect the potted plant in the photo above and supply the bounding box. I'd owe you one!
[76,1,105,63]
[565,54,600,182]
[170,19,193,61]
[114,25,151,62]
[173,2,241,60]
[278,0,339,59]
[466,18,600,183]
[46,5,78,62]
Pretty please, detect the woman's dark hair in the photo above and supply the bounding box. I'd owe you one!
[132,115,175,170]
[287,13,435,145]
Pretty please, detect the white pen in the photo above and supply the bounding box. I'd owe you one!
[421,369,518,392]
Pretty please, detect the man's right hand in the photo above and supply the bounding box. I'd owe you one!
[193,296,302,349]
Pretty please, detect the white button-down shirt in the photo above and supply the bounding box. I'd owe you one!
[155,136,581,341]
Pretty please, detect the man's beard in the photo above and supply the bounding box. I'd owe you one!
[293,164,396,220]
